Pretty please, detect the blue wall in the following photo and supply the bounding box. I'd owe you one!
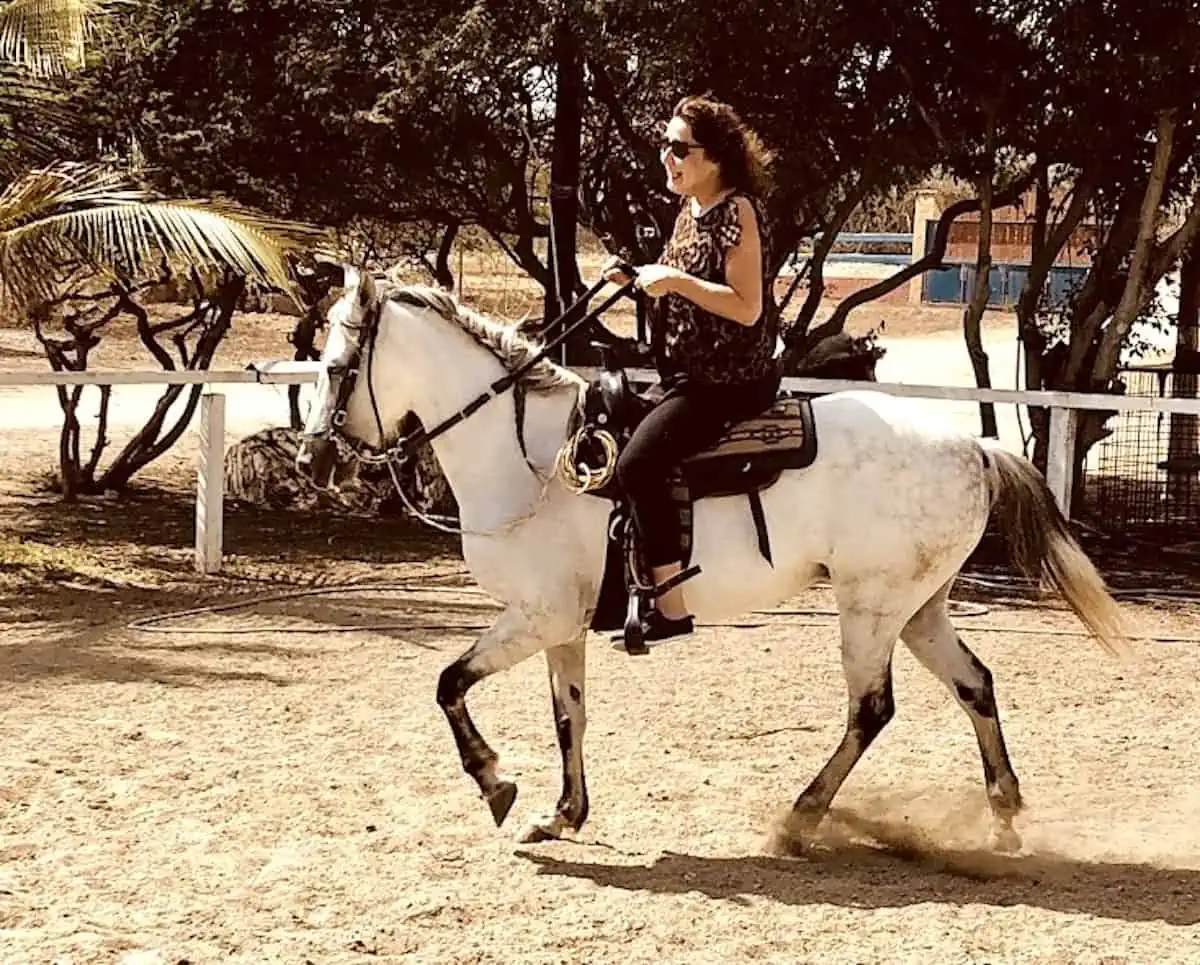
[922,262,1088,308]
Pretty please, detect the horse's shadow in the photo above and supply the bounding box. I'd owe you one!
[518,833,1200,925]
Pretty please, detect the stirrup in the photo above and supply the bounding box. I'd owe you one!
[621,564,701,656]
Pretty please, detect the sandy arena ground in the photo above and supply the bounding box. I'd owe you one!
[1,297,1199,964]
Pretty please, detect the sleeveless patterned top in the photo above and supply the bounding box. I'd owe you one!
[649,192,778,387]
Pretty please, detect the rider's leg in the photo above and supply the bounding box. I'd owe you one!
[650,561,689,620]
[614,386,726,627]
[615,376,781,636]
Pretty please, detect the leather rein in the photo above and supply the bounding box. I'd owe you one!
[312,271,638,532]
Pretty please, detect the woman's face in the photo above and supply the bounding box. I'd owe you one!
[661,116,722,198]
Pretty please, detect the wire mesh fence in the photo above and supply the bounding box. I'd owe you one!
[1085,365,1200,537]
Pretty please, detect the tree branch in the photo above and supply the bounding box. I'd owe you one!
[796,170,1036,350]
[589,59,660,175]
[787,174,875,345]
[1092,109,1178,383]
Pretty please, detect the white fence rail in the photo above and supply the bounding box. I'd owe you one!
[1,362,315,574]
[3,361,1200,573]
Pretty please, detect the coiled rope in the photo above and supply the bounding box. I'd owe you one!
[555,426,619,494]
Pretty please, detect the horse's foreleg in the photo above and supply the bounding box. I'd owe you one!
[436,606,560,828]
[520,634,589,843]
[901,588,1024,852]
[781,606,904,845]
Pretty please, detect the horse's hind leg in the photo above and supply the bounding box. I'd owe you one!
[437,606,572,829]
[520,635,589,843]
[900,583,1024,852]
[781,599,907,844]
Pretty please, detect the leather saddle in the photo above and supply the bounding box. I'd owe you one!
[565,351,819,652]
[576,364,817,500]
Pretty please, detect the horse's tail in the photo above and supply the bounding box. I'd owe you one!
[983,443,1127,656]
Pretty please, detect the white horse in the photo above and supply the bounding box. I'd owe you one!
[295,268,1125,852]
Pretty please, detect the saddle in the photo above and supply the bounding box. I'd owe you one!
[562,357,818,654]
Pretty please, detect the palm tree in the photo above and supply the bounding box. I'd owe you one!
[1,161,327,307]
[0,0,98,77]
[0,0,331,498]
[0,0,326,309]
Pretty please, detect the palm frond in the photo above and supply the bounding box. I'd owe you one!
[0,163,333,309]
[0,0,119,76]
[0,69,79,172]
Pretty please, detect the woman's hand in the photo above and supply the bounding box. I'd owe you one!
[631,264,683,297]
[601,257,634,286]
[601,258,682,297]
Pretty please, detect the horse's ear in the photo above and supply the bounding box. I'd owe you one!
[513,314,543,341]
[357,270,377,308]
[313,261,346,288]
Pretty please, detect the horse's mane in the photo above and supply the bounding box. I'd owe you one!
[380,282,584,396]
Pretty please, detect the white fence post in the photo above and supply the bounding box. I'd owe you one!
[1045,406,1080,518]
[196,389,226,574]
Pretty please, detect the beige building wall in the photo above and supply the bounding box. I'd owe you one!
[909,189,943,304]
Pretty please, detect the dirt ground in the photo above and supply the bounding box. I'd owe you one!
[2,294,1200,964]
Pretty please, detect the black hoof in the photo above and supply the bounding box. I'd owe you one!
[486,781,518,827]
[518,822,559,844]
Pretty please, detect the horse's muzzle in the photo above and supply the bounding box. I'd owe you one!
[296,435,338,490]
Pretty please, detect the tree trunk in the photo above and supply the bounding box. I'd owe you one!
[58,386,83,501]
[1017,166,1095,462]
[1091,109,1178,384]
[432,221,460,291]
[99,276,245,492]
[546,12,584,360]
[1167,245,1200,505]
[288,308,323,430]
[1018,166,1052,460]
[962,152,998,438]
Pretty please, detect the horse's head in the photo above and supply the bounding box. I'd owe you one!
[295,264,395,490]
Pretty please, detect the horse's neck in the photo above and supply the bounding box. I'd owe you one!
[393,316,578,527]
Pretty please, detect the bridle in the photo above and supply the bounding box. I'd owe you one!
[307,270,638,535]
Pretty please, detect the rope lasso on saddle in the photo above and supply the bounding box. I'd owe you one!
[555,425,620,493]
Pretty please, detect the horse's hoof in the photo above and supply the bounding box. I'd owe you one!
[486,781,518,827]
[989,823,1023,854]
[768,809,824,856]
[518,815,565,844]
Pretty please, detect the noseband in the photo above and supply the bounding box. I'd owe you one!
[316,299,398,466]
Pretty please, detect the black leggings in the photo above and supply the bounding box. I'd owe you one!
[614,375,780,566]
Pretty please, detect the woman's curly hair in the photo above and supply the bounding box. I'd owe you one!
[673,94,775,197]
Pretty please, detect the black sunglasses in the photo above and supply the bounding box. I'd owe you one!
[659,137,704,159]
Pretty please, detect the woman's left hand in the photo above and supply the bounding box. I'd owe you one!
[632,264,683,297]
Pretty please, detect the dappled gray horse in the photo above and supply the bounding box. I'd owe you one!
[296,268,1125,852]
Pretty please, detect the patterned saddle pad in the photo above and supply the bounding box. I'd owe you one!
[680,395,816,490]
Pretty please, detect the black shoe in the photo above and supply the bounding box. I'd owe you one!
[612,610,694,645]
[644,610,694,641]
